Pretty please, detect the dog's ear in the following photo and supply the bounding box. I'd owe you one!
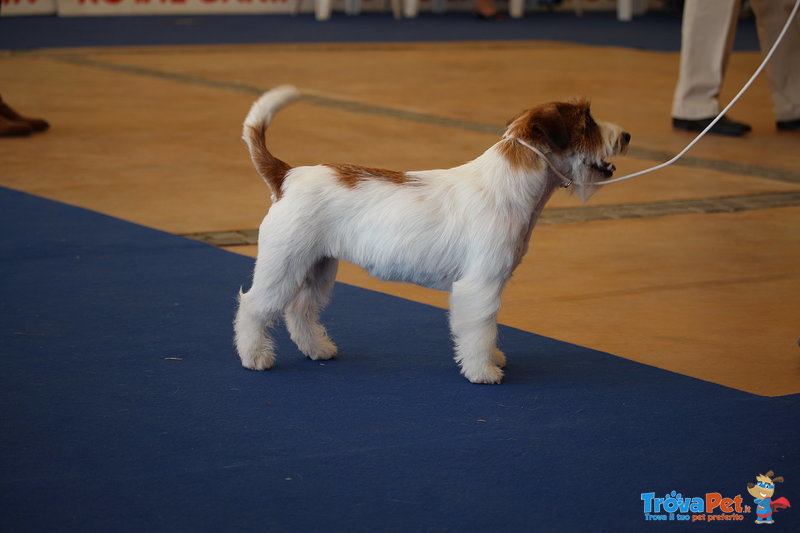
[505,110,526,127]
[773,476,784,484]
[568,96,592,112]
[528,105,570,152]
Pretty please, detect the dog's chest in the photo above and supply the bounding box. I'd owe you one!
[362,261,456,291]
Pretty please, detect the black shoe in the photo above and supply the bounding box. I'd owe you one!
[0,115,33,137]
[777,119,800,131]
[672,116,752,137]
[0,99,49,133]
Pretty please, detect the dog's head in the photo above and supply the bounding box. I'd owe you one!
[504,99,630,201]
[747,472,783,500]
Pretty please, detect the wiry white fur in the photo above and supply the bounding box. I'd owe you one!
[234,86,628,384]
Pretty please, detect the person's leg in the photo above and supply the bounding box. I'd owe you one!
[672,0,751,135]
[751,0,800,129]
[474,0,502,19]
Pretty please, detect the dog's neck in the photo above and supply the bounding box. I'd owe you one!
[455,140,566,226]
[507,136,573,189]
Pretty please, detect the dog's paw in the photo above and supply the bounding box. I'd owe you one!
[492,348,507,369]
[304,337,338,361]
[462,363,504,385]
[240,349,275,371]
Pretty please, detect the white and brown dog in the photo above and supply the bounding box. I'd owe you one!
[234,85,629,384]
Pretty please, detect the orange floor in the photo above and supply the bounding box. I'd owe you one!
[2,41,798,395]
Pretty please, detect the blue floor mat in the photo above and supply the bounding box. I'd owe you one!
[0,12,759,51]
[1,186,797,532]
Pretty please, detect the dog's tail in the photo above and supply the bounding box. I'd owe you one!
[242,85,301,201]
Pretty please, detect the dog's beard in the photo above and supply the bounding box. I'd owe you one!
[567,159,604,202]
[569,145,623,202]
[574,182,599,203]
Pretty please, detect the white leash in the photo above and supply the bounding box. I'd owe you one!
[511,136,576,188]
[515,0,800,187]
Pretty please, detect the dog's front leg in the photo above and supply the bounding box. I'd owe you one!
[449,278,505,384]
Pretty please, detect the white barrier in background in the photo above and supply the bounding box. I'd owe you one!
[1,0,649,17]
[1,0,57,16]
[52,0,476,16]
[55,0,295,16]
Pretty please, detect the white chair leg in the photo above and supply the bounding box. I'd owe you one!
[619,0,647,21]
[509,0,524,19]
[403,0,419,18]
[315,0,333,20]
[432,0,446,14]
[345,0,361,15]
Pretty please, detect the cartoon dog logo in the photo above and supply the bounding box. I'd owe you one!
[747,471,791,524]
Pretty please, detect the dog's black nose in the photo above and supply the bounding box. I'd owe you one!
[622,132,631,144]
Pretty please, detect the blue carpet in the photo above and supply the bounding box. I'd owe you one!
[1,186,797,532]
[0,12,760,51]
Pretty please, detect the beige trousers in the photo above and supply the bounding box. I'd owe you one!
[672,0,800,122]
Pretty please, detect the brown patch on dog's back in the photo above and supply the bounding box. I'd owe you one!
[328,163,411,188]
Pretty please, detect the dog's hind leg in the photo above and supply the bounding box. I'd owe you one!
[234,241,317,371]
[285,257,339,361]
[493,348,507,369]
[449,278,505,384]
[234,286,280,371]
